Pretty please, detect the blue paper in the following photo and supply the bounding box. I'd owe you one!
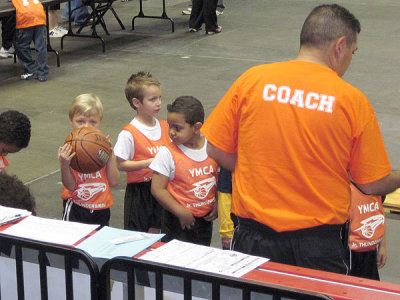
[76,226,164,259]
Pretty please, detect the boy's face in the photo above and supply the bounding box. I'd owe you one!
[167,112,198,146]
[0,142,19,156]
[70,113,101,130]
[133,85,162,117]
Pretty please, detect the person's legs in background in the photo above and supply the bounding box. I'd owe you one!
[61,0,90,26]
[216,0,224,15]
[0,15,16,59]
[33,25,49,82]
[48,7,68,38]
[15,27,36,80]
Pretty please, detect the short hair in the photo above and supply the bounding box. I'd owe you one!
[125,71,161,110]
[0,110,31,149]
[167,96,204,125]
[0,173,36,214]
[300,4,361,49]
[69,94,104,120]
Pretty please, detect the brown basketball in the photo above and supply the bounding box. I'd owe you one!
[64,127,112,174]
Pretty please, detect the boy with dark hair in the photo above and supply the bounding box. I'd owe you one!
[150,96,218,246]
[114,71,170,233]
[0,110,31,172]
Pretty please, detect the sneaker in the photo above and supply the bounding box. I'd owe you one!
[216,8,224,16]
[55,26,68,35]
[182,7,192,15]
[206,26,222,35]
[0,46,14,59]
[37,76,47,82]
[20,73,35,80]
[49,28,64,38]
[189,27,202,32]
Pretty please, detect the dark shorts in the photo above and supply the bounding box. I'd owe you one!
[63,199,110,226]
[231,214,349,275]
[162,210,213,246]
[124,181,162,232]
[350,250,380,280]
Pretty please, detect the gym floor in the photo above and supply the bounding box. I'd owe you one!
[1,0,400,285]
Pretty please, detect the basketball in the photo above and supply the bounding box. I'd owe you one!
[64,127,112,174]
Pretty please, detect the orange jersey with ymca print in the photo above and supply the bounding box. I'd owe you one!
[123,120,170,183]
[201,60,391,232]
[12,0,46,29]
[62,167,113,210]
[166,143,218,217]
[349,184,385,252]
[0,156,9,172]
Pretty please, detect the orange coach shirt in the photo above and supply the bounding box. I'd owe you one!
[62,167,113,210]
[201,60,391,232]
[12,0,46,29]
[0,156,9,172]
[166,143,218,217]
[349,184,385,252]
[123,120,170,183]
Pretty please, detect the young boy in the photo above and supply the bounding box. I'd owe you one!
[150,96,218,246]
[58,94,120,226]
[12,0,49,81]
[349,183,386,280]
[0,110,31,172]
[114,71,170,233]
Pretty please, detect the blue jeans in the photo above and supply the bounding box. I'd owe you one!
[62,0,90,25]
[15,25,49,78]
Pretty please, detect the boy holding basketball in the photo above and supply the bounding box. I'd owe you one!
[58,94,120,226]
[150,96,218,246]
[114,71,170,234]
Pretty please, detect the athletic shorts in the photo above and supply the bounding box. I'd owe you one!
[63,199,110,226]
[231,214,349,275]
[124,181,162,232]
[350,249,380,280]
[161,210,212,246]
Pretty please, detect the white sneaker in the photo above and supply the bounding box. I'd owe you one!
[55,26,68,35]
[20,73,35,80]
[0,46,14,59]
[216,9,224,16]
[182,7,192,15]
[49,28,64,38]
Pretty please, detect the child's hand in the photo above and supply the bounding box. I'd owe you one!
[177,208,195,230]
[221,237,231,250]
[203,201,218,222]
[58,143,75,166]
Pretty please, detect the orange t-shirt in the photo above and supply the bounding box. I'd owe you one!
[123,120,170,183]
[349,184,385,252]
[12,0,46,29]
[166,143,218,217]
[201,60,391,232]
[0,156,9,172]
[61,167,113,210]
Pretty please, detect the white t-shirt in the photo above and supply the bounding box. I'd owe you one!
[149,140,208,180]
[114,118,162,161]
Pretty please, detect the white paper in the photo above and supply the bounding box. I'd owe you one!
[139,239,268,278]
[0,205,31,225]
[1,216,99,246]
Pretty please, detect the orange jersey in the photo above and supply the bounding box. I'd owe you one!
[124,120,170,183]
[201,60,391,232]
[12,0,46,29]
[349,184,385,252]
[166,142,218,217]
[0,156,9,172]
[62,167,113,210]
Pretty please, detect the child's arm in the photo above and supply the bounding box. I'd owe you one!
[105,137,120,187]
[151,171,196,230]
[377,233,387,269]
[116,157,154,172]
[58,143,76,191]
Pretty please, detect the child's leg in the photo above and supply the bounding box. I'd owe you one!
[32,25,49,79]
[15,27,36,75]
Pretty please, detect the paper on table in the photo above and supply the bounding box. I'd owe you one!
[139,239,269,278]
[1,216,99,246]
[0,205,31,225]
[76,226,164,259]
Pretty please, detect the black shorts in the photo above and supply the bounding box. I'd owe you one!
[161,210,213,246]
[63,199,110,226]
[231,214,349,275]
[350,250,380,280]
[124,181,162,232]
